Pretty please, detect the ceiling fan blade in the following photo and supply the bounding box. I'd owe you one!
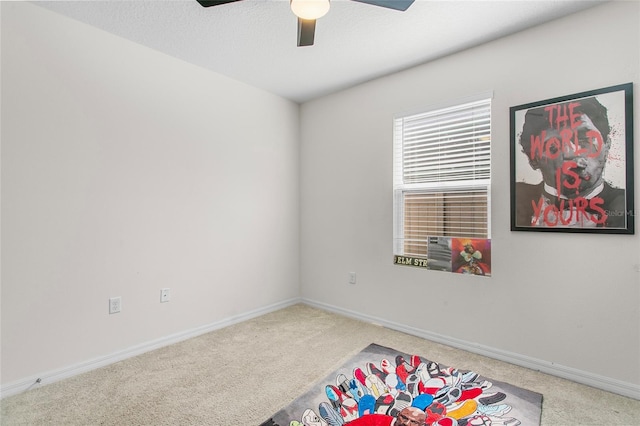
[297,18,316,47]
[196,0,243,7]
[350,0,415,12]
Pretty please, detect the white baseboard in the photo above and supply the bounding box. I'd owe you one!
[4,297,638,401]
[0,297,301,399]
[302,298,640,401]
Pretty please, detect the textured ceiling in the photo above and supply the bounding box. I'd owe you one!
[33,0,604,103]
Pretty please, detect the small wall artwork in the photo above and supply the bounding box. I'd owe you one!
[394,238,491,277]
[451,238,491,276]
[426,237,452,272]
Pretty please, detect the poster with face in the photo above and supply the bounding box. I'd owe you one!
[510,83,634,234]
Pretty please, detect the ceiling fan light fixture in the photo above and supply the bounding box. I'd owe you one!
[290,0,330,20]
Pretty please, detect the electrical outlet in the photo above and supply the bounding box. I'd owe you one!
[349,272,357,285]
[160,288,170,303]
[109,297,121,314]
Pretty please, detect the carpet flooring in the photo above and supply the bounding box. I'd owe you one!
[1,304,639,425]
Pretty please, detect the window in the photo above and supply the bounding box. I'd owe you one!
[393,97,491,261]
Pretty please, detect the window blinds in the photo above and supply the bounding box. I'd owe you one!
[393,98,491,256]
[395,98,491,186]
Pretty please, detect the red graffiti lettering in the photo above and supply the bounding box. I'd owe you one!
[589,197,607,224]
[544,102,582,131]
[586,129,603,158]
[560,162,580,191]
[544,137,561,159]
[543,204,559,226]
[574,197,589,221]
[529,131,545,161]
[531,197,545,225]
[557,199,574,225]
[533,195,608,227]
[560,128,575,154]
[568,102,581,129]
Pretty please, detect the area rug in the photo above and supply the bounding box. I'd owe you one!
[260,343,542,426]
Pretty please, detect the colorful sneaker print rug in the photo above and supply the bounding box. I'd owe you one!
[260,343,542,426]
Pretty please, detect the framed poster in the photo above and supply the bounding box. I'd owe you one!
[510,83,634,234]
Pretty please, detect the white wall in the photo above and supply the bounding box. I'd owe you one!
[300,0,640,394]
[1,2,300,386]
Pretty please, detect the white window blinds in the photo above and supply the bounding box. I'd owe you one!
[395,98,491,185]
[394,97,491,258]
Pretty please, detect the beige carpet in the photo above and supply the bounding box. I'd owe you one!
[1,304,639,425]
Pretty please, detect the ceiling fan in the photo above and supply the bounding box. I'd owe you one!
[196,0,415,47]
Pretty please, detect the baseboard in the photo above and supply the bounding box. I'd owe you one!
[302,298,640,400]
[5,297,638,401]
[0,297,301,399]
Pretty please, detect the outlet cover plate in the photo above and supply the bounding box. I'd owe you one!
[109,297,121,314]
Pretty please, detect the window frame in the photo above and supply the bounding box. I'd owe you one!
[393,93,493,261]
